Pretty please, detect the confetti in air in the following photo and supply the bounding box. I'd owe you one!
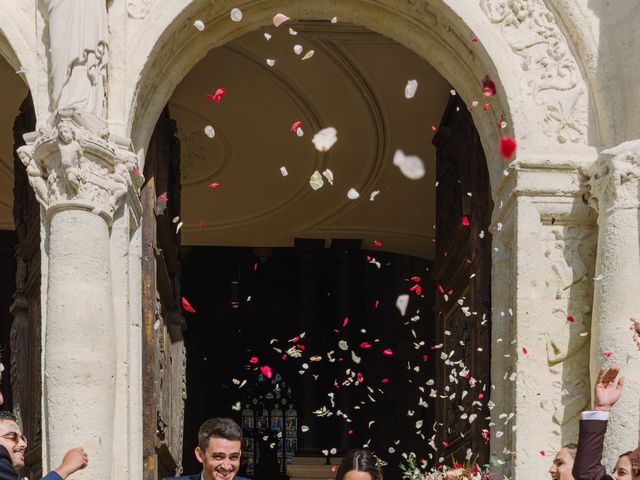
[393,149,425,180]
[312,127,338,152]
[404,79,418,99]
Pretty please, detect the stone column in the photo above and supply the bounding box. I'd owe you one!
[586,140,640,467]
[18,110,142,480]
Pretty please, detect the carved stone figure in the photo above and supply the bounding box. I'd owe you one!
[57,121,85,194]
[17,146,49,207]
[43,0,109,118]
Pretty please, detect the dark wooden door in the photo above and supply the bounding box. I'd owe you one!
[9,96,43,479]
[432,96,493,466]
[141,107,187,479]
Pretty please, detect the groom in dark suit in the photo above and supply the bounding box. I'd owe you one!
[165,417,250,480]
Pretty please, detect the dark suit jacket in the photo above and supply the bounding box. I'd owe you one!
[573,418,613,480]
[0,445,62,480]
[163,474,250,480]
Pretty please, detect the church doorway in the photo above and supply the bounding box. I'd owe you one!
[142,22,493,480]
[0,55,42,478]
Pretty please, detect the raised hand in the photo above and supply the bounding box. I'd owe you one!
[631,317,640,351]
[593,367,624,412]
[54,447,88,479]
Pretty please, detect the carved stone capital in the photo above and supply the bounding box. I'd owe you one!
[584,140,640,215]
[18,109,144,225]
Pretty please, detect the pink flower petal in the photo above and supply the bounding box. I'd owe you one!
[249,356,259,364]
[359,342,372,349]
[181,296,196,313]
[383,348,393,355]
[290,120,302,133]
[482,75,496,97]
[260,365,273,378]
[208,182,220,188]
[272,13,290,27]
[158,195,169,202]
[213,88,226,103]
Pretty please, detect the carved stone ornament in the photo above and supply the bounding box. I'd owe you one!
[479,0,588,143]
[127,0,155,19]
[584,140,640,215]
[18,110,144,224]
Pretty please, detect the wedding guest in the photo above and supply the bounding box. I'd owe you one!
[335,449,383,480]
[572,367,640,480]
[550,444,577,480]
[0,411,88,480]
[164,417,250,480]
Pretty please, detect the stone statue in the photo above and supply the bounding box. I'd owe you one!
[43,0,109,118]
[57,121,85,194]
[109,154,136,213]
[17,146,49,207]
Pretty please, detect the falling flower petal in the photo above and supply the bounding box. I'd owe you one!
[288,27,297,35]
[302,50,315,60]
[301,425,309,432]
[309,171,324,190]
[482,74,496,97]
[198,219,205,228]
[322,169,334,185]
[260,365,273,378]
[208,182,220,188]
[567,315,575,322]
[373,240,382,247]
[290,121,303,133]
[347,188,360,200]
[404,79,418,99]
[158,195,168,202]
[331,16,338,23]
[264,32,272,41]
[499,120,508,129]
[249,356,259,364]
[396,294,409,316]
[383,348,393,355]
[461,216,470,227]
[370,190,380,201]
[266,58,276,67]
[471,37,479,43]
[393,149,425,180]
[280,166,288,177]
[193,20,205,31]
[360,342,372,349]
[312,127,338,152]
[293,44,303,55]
[204,125,215,138]
[522,346,528,355]
[604,351,613,358]
[499,136,517,160]
[181,296,196,313]
[176,221,183,234]
[230,8,243,22]
[273,13,290,27]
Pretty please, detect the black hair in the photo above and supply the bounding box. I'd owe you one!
[563,443,578,458]
[197,417,242,451]
[0,411,17,423]
[336,449,383,480]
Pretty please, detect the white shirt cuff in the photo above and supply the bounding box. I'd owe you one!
[581,410,610,421]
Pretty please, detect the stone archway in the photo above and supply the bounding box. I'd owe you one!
[124,2,601,479]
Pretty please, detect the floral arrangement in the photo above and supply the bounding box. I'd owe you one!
[400,453,493,480]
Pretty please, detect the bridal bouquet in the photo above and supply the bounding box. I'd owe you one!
[400,453,492,480]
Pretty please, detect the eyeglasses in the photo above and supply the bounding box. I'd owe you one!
[1,432,27,444]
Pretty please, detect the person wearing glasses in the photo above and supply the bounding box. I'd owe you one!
[0,411,88,480]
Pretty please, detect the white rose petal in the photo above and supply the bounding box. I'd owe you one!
[309,171,324,190]
[296,127,304,137]
[312,127,338,152]
[404,79,418,99]
[230,8,243,22]
[338,340,349,351]
[393,149,425,180]
[301,425,309,432]
[322,168,334,185]
[288,27,298,35]
[293,44,303,55]
[331,16,338,23]
[450,89,457,96]
[273,13,290,27]
[193,20,205,31]
[204,125,215,138]
[302,50,315,60]
[280,166,288,177]
[347,188,360,200]
[370,190,380,201]
[396,294,409,316]
[264,32,272,41]
[266,58,276,67]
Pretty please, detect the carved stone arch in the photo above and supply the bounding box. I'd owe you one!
[126,0,594,198]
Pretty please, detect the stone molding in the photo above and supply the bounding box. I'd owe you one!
[585,140,640,215]
[17,110,144,225]
[479,0,588,144]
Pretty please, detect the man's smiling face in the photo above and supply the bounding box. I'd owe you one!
[195,437,241,480]
[0,419,27,469]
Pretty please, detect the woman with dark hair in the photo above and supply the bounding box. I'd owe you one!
[549,443,577,480]
[336,449,383,480]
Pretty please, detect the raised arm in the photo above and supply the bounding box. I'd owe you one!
[573,367,624,480]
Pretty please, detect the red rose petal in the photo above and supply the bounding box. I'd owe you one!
[356,372,364,383]
[461,216,470,227]
[208,182,220,188]
[540,450,546,456]
[290,120,303,133]
[471,37,479,43]
[604,351,613,358]
[198,219,205,229]
[249,356,259,364]
[410,276,421,283]
[567,315,575,322]
[342,317,349,327]
[260,365,273,378]
[158,195,169,202]
[522,346,528,355]
[213,87,227,103]
[382,348,393,355]
[373,240,382,247]
[381,378,390,384]
[359,342,372,349]
[181,296,196,313]
[482,75,496,97]
[499,136,517,160]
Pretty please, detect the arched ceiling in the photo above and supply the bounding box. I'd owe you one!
[0,56,29,231]
[172,23,451,259]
